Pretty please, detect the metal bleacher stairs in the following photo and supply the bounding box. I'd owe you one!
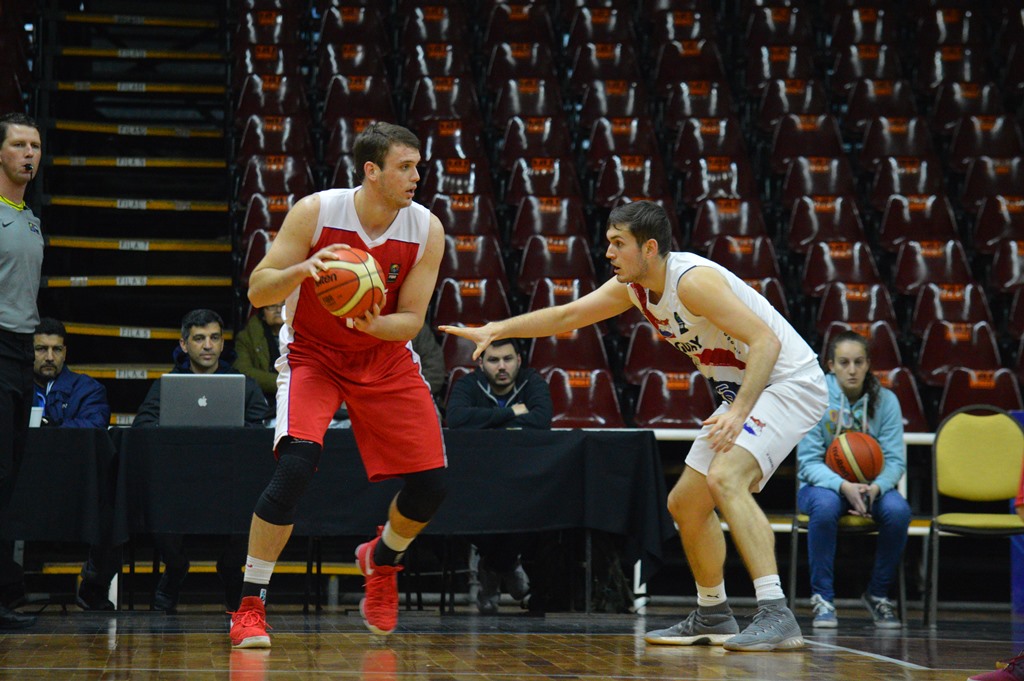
[35,0,234,419]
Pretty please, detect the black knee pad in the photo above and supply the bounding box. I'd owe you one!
[395,467,448,523]
[254,437,321,526]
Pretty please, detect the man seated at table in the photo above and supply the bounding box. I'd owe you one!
[28,317,115,610]
[133,309,271,611]
[33,317,110,428]
[445,339,552,613]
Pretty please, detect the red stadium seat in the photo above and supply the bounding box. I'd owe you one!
[484,42,559,98]
[892,239,973,298]
[858,116,936,176]
[961,156,1024,214]
[400,4,468,44]
[989,240,1024,298]
[622,323,697,386]
[654,40,727,92]
[440,334,478,372]
[754,78,829,139]
[831,44,903,99]
[917,320,1001,388]
[909,282,993,339]
[578,79,650,132]
[745,276,790,317]
[679,156,759,207]
[633,370,717,429]
[482,2,556,49]
[584,116,660,175]
[706,235,781,280]
[428,194,501,241]
[234,74,309,127]
[503,157,583,208]
[914,45,990,98]
[543,368,625,428]
[779,156,856,211]
[662,80,734,137]
[236,10,301,45]
[868,158,945,214]
[873,367,931,432]
[319,6,388,47]
[744,44,816,100]
[314,43,387,92]
[670,116,747,179]
[567,42,642,97]
[517,235,597,297]
[948,115,1024,176]
[815,282,897,338]
[592,155,671,209]
[399,42,473,87]
[415,118,488,164]
[787,196,866,257]
[529,326,610,373]
[974,196,1024,256]
[745,6,814,47]
[498,115,573,171]
[878,195,959,255]
[829,7,898,53]
[769,114,844,179]
[328,154,361,189]
[489,78,565,134]
[431,277,512,330]
[650,9,717,45]
[436,235,508,289]
[938,368,1023,422]
[801,241,882,299]
[236,155,316,208]
[418,157,495,205]
[406,76,482,127]
[239,193,296,244]
[321,74,396,128]
[510,196,589,250]
[566,7,636,50]
[237,115,314,162]
[843,79,917,142]
[323,117,381,169]
[242,229,275,285]
[930,81,1005,139]
[691,199,768,254]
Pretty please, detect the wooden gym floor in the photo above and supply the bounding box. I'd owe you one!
[0,601,1019,680]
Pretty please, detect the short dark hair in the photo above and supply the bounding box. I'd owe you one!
[488,338,520,356]
[180,309,224,339]
[0,113,39,145]
[606,200,672,255]
[353,122,420,181]
[35,317,66,340]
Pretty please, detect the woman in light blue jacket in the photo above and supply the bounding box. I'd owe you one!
[796,331,911,630]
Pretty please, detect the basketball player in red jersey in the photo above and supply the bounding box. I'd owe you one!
[229,123,447,648]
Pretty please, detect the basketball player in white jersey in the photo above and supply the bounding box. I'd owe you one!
[230,123,447,647]
[442,200,827,652]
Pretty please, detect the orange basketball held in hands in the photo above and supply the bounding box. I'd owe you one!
[825,431,884,483]
[313,248,386,318]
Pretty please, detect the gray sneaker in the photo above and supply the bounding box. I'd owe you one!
[723,600,805,652]
[476,568,500,615]
[501,564,530,602]
[862,592,901,629]
[645,609,740,646]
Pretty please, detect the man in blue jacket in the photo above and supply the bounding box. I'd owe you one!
[446,339,552,613]
[32,318,110,428]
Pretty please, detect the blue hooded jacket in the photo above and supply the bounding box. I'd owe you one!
[796,372,906,495]
[35,365,110,428]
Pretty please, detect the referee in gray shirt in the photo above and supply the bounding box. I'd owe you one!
[0,112,43,630]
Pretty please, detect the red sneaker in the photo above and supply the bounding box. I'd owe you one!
[970,651,1024,681]
[356,527,403,635]
[229,596,271,649]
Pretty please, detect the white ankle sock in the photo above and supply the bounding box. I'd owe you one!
[243,555,275,585]
[381,522,413,552]
[696,581,728,608]
[753,575,785,603]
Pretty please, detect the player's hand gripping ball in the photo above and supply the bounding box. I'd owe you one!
[314,248,386,318]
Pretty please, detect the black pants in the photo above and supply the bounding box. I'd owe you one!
[473,533,534,573]
[153,533,247,605]
[0,331,34,594]
[0,330,33,513]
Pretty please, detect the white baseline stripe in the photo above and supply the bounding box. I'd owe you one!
[806,639,930,670]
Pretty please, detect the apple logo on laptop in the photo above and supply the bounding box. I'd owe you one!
[198,395,208,407]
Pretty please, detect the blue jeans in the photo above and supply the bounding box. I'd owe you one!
[797,485,912,602]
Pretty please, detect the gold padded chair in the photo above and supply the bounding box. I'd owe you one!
[924,405,1024,626]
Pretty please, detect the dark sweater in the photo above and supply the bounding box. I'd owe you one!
[445,367,552,430]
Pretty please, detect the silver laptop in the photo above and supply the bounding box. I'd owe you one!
[158,374,246,427]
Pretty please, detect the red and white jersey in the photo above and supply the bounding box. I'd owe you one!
[282,187,432,352]
[625,252,818,405]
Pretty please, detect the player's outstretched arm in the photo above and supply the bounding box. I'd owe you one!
[249,195,345,308]
[440,276,633,359]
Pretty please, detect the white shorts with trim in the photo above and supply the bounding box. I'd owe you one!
[685,369,827,491]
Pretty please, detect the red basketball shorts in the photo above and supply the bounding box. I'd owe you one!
[274,338,446,481]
